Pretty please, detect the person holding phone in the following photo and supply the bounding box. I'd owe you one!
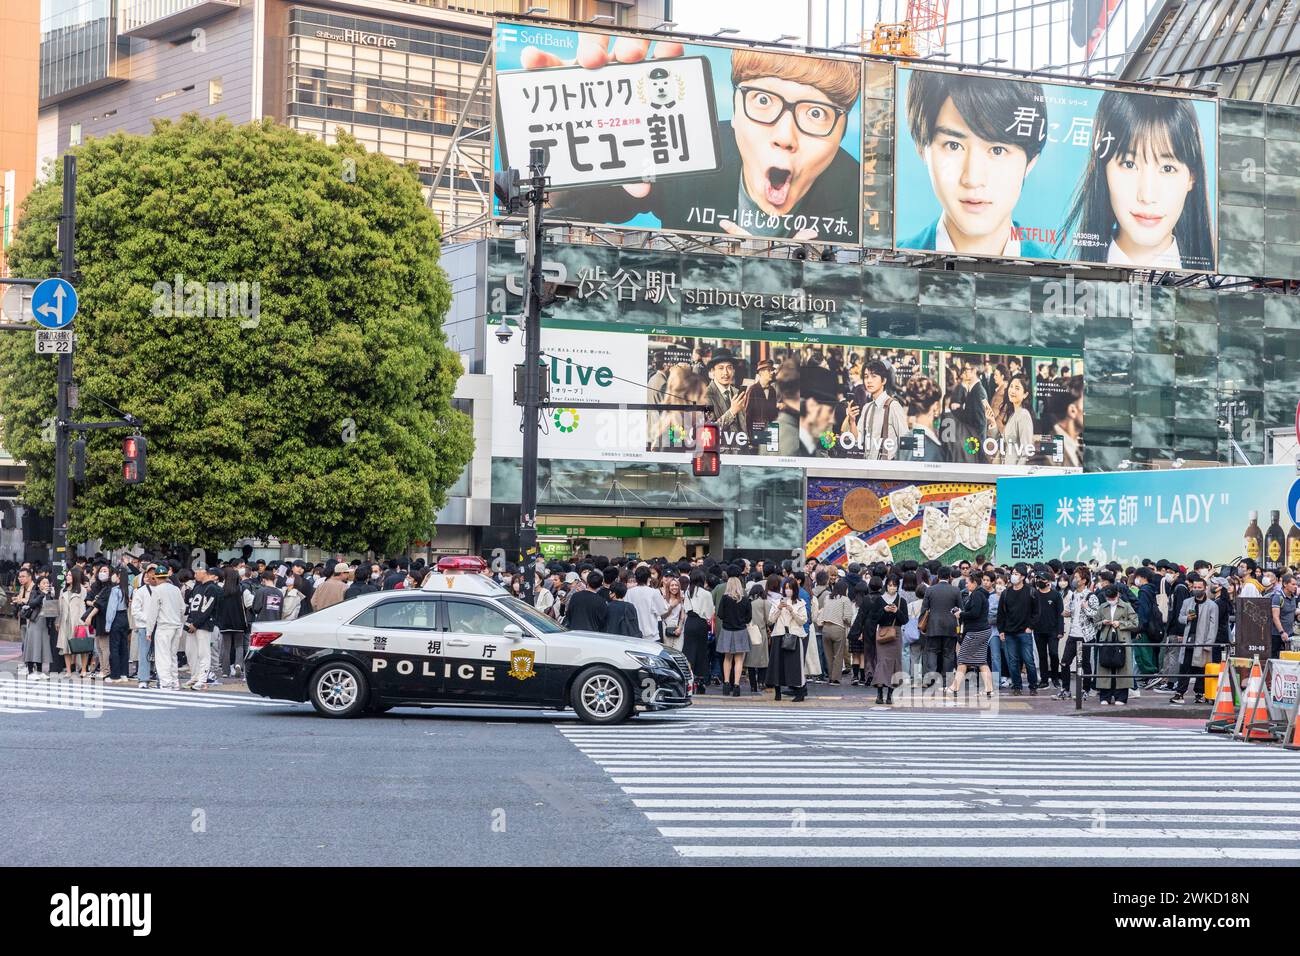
[870,576,910,705]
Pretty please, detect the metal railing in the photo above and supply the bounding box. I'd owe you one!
[1070,639,1232,710]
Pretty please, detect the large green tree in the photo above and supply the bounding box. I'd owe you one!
[0,115,472,553]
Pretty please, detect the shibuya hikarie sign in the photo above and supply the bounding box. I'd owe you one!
[493,22,863,243]
[894,67,1218,272]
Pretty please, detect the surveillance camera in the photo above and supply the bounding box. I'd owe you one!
[495,321,514,345]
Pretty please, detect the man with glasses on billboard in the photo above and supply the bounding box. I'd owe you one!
[531,38,861,243]
[899,70,1051,258]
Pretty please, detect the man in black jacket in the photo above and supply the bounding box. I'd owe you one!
[183,566,222,690]
[918,566,962,683]
[995,563,1039,695]
[602,582,641,638]
[1031,573,1063,689]
[564,570,608,632]
[345,563,380,601]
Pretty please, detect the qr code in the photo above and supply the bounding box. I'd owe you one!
[1010,503,1044,560]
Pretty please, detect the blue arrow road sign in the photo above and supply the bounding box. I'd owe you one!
[32,278,78,329]
[1289,478,1300,526]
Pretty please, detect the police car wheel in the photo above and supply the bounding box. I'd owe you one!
[309,662,368,718]
[571,667,632,724]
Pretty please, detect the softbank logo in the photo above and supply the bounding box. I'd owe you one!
[50,886,152,936]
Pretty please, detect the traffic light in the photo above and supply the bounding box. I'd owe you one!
[494,168,523,213]
[692,422,720,477]
[72,438,86,483]
[122,434,146,484]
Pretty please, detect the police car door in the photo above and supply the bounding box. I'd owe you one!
[440,598,545,705]
[349,596,443,701]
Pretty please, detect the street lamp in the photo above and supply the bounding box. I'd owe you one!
[589,13,615,23]
[774,33,801,44]
[926,51,952,59]
[525,5,547,13]
[713,27,740,36]
[980,57,1006,66]
[652,20,678,30]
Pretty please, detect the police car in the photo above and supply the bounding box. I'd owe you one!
[244,563,692,724]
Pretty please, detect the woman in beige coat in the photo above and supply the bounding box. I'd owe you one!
[56,567,90,678]
[744,582,770,693]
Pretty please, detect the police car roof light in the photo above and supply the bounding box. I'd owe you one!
[436,555,489,573]
[421,573,509,596]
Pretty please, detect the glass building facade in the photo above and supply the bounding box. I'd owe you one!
[809,0,1165,75]
[286,6,492,230]
[1121,0,1300,105]
[40,0,120,103]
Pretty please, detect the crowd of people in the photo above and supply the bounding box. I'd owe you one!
[6,552,439,689]
[521,552,1295,706]
[7,549,1293,707]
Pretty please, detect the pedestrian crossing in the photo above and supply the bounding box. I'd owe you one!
[558,707,1300,864]
[0,676,285,715]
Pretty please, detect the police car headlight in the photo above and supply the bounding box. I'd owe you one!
[626,651,668,669]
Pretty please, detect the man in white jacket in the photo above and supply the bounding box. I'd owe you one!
[145,567,186,691]
[130,567,156,688]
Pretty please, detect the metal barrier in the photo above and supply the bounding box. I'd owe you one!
[1069,639,1229,711]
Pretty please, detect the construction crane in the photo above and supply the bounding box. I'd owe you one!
[866,0,950,57]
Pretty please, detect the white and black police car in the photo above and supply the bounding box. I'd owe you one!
[244,558,692,724]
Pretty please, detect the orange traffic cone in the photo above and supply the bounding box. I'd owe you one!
[1233,657,1278,743]
[1205,661,1238,734]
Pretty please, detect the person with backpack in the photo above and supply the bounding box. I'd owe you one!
[1133,567,1164,688]
[251,569,285,624]
[214,566,252,681]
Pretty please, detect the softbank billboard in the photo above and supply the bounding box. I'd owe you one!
[487,318,1084,474]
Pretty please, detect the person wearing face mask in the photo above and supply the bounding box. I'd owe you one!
[995,564,1039,695]
[102,567,134,683]
[281,576,310,621]
[768,577,809,702]
[869,575,909,704]
[1131,567,1164,687]
[1031,568,1064,690]
[1090,583,1139,705]
[81,563,115,678]
[1058,567,1098,700]
[345,563,381,601]
[947,571,994,698]
[1172,573,1218,705]
[1156,562,1188,691]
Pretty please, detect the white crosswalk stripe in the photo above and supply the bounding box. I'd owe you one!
[0,679,286,715]
[559,707,1300,864]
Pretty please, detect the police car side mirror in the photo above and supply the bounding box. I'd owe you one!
[502,624,524,642]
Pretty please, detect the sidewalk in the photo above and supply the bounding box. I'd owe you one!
[0,640,1211,720]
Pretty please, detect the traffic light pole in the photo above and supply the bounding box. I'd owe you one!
[53,155,76,569]
[518,149,545,606]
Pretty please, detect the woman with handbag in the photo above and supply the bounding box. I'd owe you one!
[102,566,134,683]
[17,569,52,680]
[767,577,809,702]
[947,571,994,698]
[817,580,855,686]
[870,575,909,704]
[1089,583,1139,705]
[661,577,686,653]
[715,576,753,697]
[82,564,114,677]
[744,582,770,694]
[56,567,92,678]
[681,570,714,694]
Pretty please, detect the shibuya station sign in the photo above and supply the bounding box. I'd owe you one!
[492,257,840,315]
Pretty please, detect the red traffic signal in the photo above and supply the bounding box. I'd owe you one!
[692,450,720,477]
[697,423,720,452]
[122,435,147,484]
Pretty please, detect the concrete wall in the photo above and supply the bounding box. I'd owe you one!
[56,3,257,154]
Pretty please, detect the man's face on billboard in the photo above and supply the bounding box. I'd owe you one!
[757,367,773,387]
[733,77,845,217]
[863,369,884,397]
[922,97,1036,252]
[711,361,735,386]
[802,396,835,434]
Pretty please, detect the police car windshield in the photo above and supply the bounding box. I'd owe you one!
[495,595,567,634]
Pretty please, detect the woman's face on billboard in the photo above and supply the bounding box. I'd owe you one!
[1104,138,1193,260]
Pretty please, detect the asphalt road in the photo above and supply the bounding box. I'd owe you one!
[0,690,680,867]
[2,685,1297,866]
